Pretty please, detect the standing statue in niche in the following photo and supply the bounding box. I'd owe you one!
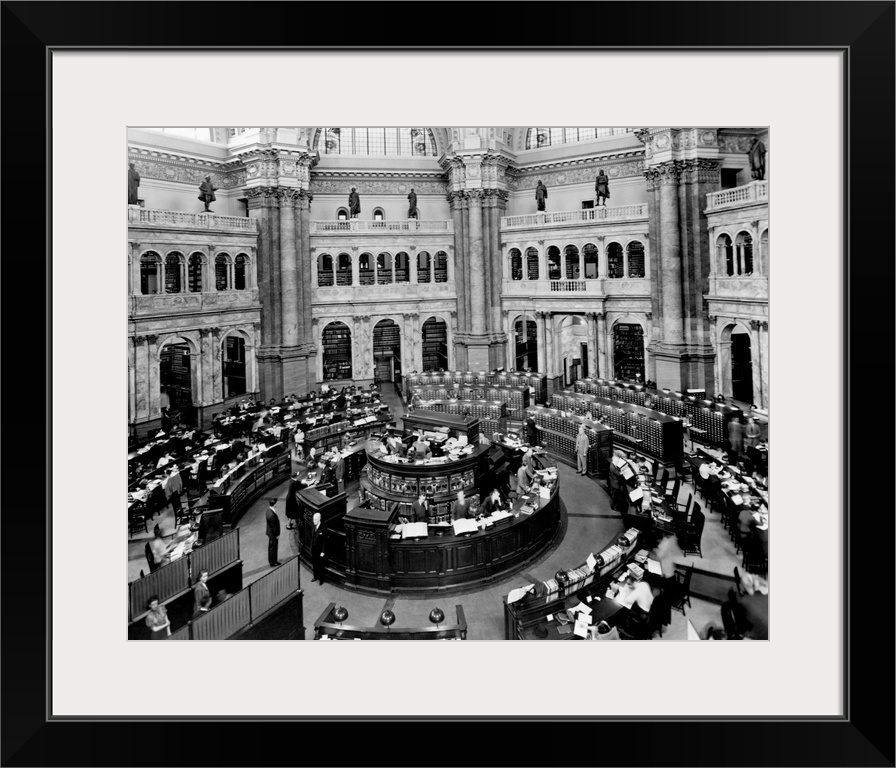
[407,188,419,219]
[348,187,361,218]
[127,162,140,205]
[198,176,217,212]
[535,179,548,211]
[595,169,610,206]
[748,137,767,181]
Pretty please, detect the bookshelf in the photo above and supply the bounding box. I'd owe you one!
[550,390,682,463]
[612,324,645,380]
[503,528,641,639]
[415,398,507,439]
[322,322,352,381]
[525,405,614,478]
[422,318,448,372]
[405,371,548,405]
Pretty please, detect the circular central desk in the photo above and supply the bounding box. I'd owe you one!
[298,440,562,596]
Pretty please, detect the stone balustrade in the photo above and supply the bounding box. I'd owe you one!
[706,275,769,300]
[502,278,650,297]
[705,180,768,212]
[128,205,257,233]
[501,203,649,231]
[310,219,454,234]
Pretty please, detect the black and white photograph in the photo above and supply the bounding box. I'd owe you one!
[126,125,770,642]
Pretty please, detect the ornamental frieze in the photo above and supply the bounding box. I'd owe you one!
[718,133,762,154]
[310,177,448,195]
[128,156,247,189]
[507,159,645,190]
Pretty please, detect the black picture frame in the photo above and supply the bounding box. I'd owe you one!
[2,2,893,766]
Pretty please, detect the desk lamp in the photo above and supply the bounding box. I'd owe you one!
[334,606,348,626]
[429,608,444,628]
[380,609,395,631]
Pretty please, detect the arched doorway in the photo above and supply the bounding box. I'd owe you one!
[421,317,448,372]
[222,334,248,398]
[719,323,754,404]
[322,321,352,381]
[373,319,402,384]
[613,322,645,381]
[159,341,195,426]
[559,315,588,385]
[513,315,538,371]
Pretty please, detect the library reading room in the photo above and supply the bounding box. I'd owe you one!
[127,126,770,642]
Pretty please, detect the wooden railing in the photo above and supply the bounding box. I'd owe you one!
[189,528,240,579]
[191,588,251,640]
[165,556,302,640]
[128,206,256,232]
[502,203,648,229]
[550,280,588,292]
[248,556,300,619]
[127,528,241,623]
[705,180,768,211]
[128,558,190,624]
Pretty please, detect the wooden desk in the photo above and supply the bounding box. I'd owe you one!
[314,602,467,640]
[206,452,291,525]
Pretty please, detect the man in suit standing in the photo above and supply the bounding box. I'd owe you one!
[311,512,327,584]
[285,472,302,530]
[410,492,430,523]
[575,424,590,475]
[265,499,281,567]
[334,453,345,492]
[192,569,212,618]
[453,490,472,520]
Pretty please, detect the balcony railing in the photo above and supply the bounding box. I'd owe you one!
[310,219,453,234]
[551,280,588,292]
[501,204,648,230]
[705,180,768,212]
[128,205,257,233]
[503,278,650,297]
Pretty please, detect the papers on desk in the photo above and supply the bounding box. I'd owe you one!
[645,559,663,576]
[573,615,590,638]
[629,486,643,502]
[612,455,626,469]
[507,584,534,604]
[586,553,597,571]
[453,518,480,536]
[396,522,428,539]
[730,493,744,506]
[621,464,635,481]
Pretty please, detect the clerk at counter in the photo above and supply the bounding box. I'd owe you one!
[454,490,473,519]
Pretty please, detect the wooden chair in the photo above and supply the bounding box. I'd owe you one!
[676,507,705,558]
[675,492,693,521]
[664,478,681,507]
[669,564,694,615]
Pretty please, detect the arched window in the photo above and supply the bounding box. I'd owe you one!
[234,254,248,290]
[317,253,334,287]
[214,254,230,291]
[359,252,374,286]
[509,249,523,280]
[373,208,385,222]
[140,252,161,295]
[164,253,183,293]
[417,251,431,283]
[526,247,540,280]
[525,127,635,149]
[583,243,599,279]
[395,252,410,283]
[222,334,247,398]
[322,321,352,380]
[565,245,580,280]
[377,252,393,284]
[188,253,204,293]
[547,246,561,280]
[717,234,734,276]
[336,253,352,286]
[735,232,754,275]
[760,229,769,272]
[319,127,437,157]
[607,243,624,279]
[336,208,349,221]
[627,241,645,278]
[434,251,448,283]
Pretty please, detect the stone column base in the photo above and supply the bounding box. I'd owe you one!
[649,342,716,394]
[258,347,318,400]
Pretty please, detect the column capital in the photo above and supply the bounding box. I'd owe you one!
[133,334,147,343]
[145,334,159,344]
[277,187,301,205]
[245,185,280,209]
[360,315,371,323]
[310,317,320,327]
[680,158,721,185]
[297,189,314,211]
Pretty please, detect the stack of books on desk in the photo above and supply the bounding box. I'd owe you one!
[626,563,645,581]
[634,549,649,564]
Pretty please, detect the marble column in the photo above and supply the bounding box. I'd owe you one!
[128,336,137,425]
[467,191,485,328]
[409,246,418,284]
[298,191,314,340]
[597,312,608,379]
[657,164,684,344]
[586,313,598,378]
[279,189,300,348]
[759,321,769,409]
[448,192,468,333]
[536,312,547,374]
[147,335,160,419]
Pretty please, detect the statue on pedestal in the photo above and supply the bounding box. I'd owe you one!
[348,187,361,218]
[535,180,548,211]
[198,176,217,212]
[127,162,140,205]
[595,169,610,206]
[407,188,418,219]
[748,137,767,180]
